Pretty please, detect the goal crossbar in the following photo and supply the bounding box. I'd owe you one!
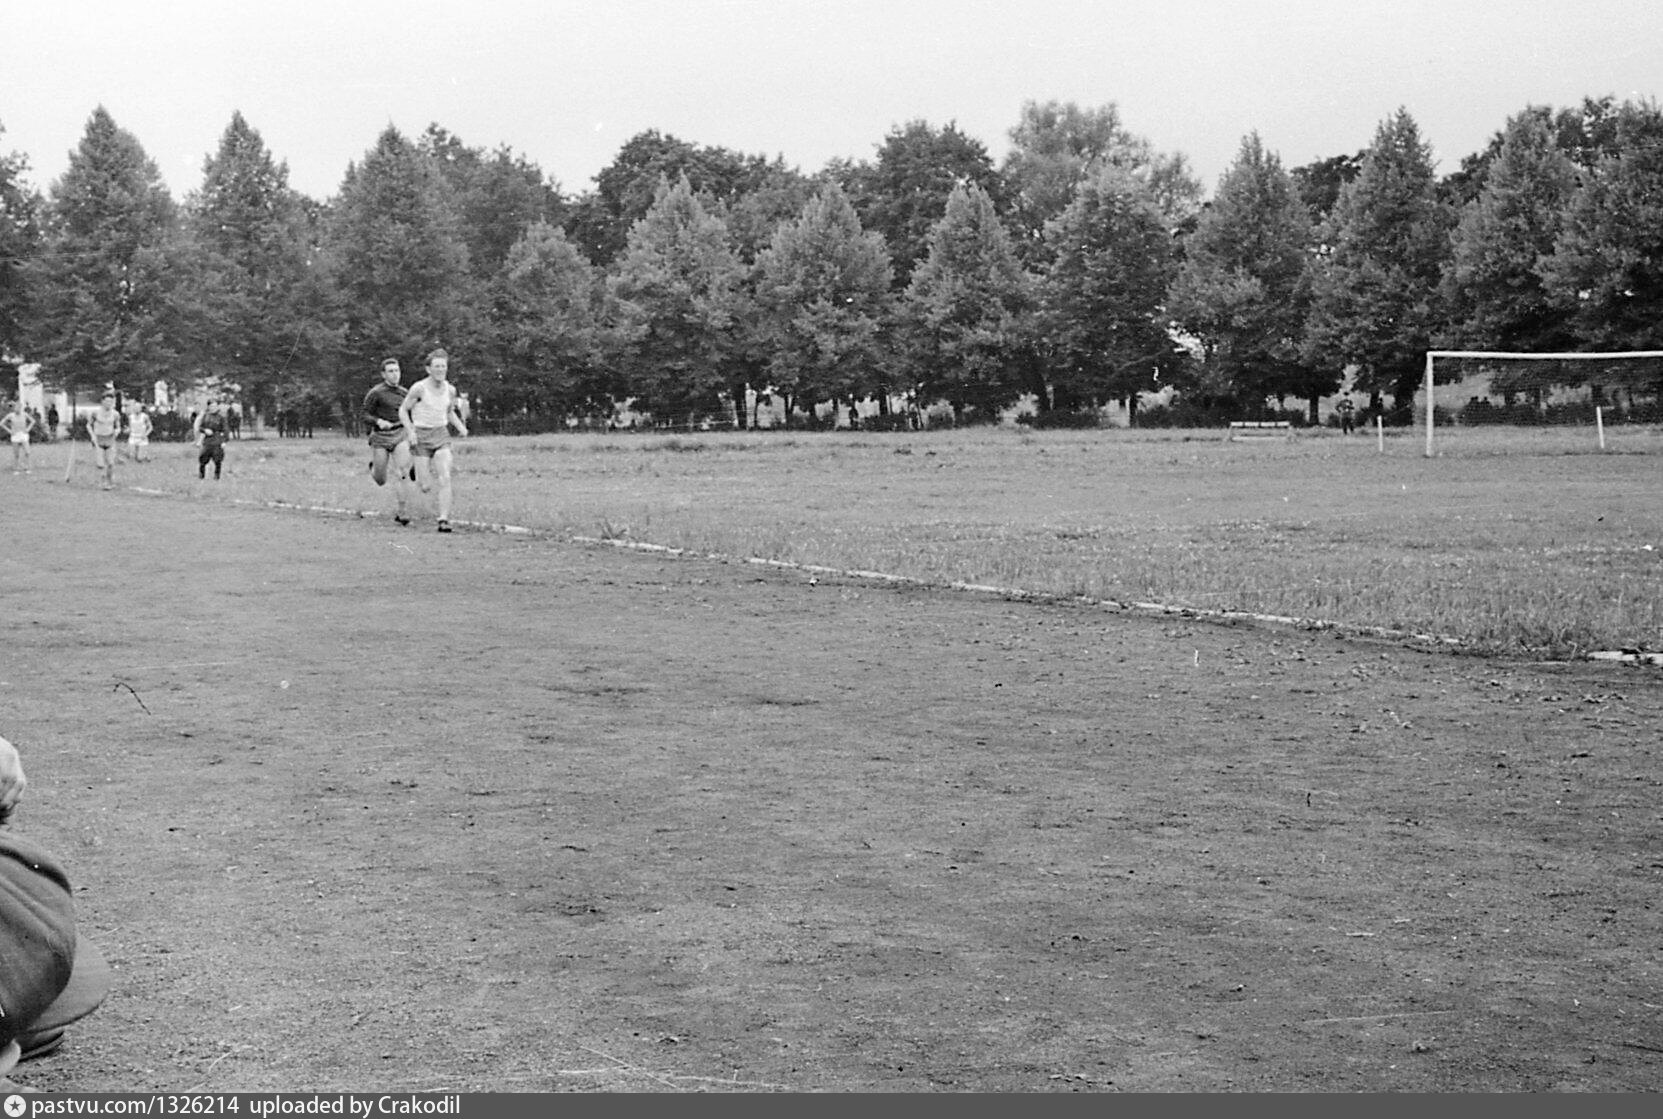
[1423,349,1663,455]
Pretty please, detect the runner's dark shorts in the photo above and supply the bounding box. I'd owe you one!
[368,428,408,452]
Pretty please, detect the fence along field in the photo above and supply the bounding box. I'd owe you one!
[40,423,1663,659]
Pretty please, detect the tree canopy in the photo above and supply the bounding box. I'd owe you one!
[838,120,1003,289]
[6,96,1662,432]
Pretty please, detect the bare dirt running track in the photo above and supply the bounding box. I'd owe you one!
[1,477,1661,1092]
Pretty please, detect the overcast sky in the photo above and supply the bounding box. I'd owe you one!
[3,0,1660,202]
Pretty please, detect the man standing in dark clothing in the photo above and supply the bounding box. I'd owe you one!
[194,400,230,480]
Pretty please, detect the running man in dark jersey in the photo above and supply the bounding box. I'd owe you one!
[363,356,414,525]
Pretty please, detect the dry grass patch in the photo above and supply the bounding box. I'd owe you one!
[44,423,1663,657]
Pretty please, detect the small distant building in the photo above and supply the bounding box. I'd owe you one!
[14,363,45,413]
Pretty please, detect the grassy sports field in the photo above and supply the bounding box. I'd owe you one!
[4,423,1663,1091]
[46,421,1663,658]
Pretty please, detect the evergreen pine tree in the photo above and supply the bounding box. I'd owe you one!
[1443,111,1578,353]
[0,120,42,360]
[489,220,602,422]
[1040,166,1179,416]
[23,107,181,400]
[905,181,1033,421]
[753,183,894,419]
[606,175,746,420]
[179,112,327,424]
[1170,134,1326,418]
[1304,109,1453,417]
[326,126,475,375]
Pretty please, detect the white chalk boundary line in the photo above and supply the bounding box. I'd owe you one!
[120,487,1659,667]
[570,533,1487,650]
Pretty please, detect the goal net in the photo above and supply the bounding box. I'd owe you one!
[1421,349,1663,455]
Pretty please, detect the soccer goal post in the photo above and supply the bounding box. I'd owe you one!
[1422,349,1663,456]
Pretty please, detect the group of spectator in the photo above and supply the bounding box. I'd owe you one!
[272,404,317,438]
[2,391,253,482]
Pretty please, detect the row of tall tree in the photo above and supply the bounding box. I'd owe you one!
[1,95,1659,430]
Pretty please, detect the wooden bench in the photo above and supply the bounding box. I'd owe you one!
[1228,421,1294,442]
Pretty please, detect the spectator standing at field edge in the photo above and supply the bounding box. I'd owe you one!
[363,356,415,525]
[400,347,468,533]
[126,405,153,462]
[2,400,39,473]
[194,400,230,480]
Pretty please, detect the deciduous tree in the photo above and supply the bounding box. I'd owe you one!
[1003,99,1201,266]
[570,131,782,267]
[419,125,564,283]
[1449,96,1629,205]
[715,159,817,265]
[1538,99,1663,356]
[1290,152,1364,221]
[837,120,1002,288]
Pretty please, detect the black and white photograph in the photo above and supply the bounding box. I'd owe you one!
[2,0,1661,1096]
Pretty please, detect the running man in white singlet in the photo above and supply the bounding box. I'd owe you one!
[399,347,469,533]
